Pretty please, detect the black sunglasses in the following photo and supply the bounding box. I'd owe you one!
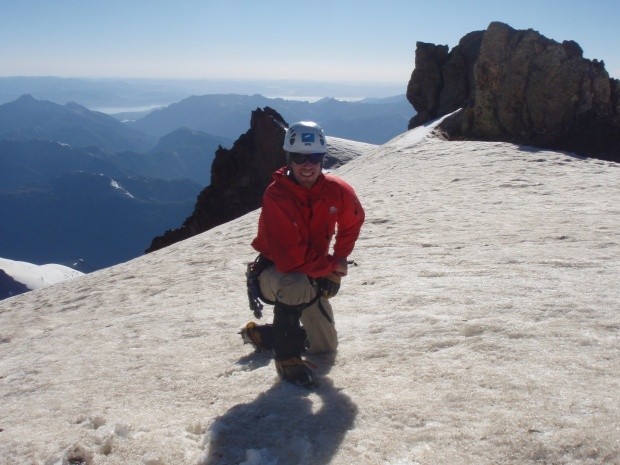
[289,152,324,165]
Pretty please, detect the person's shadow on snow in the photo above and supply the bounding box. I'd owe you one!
[203,354,357,465]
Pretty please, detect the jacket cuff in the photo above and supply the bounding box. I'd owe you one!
[328,255,340,272]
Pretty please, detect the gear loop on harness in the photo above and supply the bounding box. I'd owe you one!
[245,254,275,318]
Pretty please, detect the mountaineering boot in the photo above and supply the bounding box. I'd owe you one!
[271,301,316,387]
[275,357,317,388]
[239,322,274,352]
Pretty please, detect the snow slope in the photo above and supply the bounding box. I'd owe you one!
[325,135,378,168]
[0,124,618,465]
[0,257,83,293]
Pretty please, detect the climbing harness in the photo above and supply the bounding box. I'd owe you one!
[245,254,337,322]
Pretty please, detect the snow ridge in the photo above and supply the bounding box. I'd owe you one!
[0,257,83,291]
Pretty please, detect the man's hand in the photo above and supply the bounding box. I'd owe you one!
[319,272,341,299]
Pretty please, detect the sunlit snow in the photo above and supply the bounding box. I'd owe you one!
[0,123,618,464]
[110,179,135,198]
[0,257,83,291]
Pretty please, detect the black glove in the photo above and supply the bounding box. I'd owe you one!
[318,272,341,299]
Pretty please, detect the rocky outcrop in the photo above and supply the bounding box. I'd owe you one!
[146,107,288,252]
[407,22,620,162]
[407,31,483,128]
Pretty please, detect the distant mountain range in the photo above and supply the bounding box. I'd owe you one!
[0,94,156,152]
[0,95,231,186]
[128,93,412,144]
[0,96,221,271]
[0,76,405,109]
[0,90,413,274]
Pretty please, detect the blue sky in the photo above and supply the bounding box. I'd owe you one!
[1,0,618,83]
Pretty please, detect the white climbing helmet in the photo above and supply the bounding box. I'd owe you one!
[283,121,327,154]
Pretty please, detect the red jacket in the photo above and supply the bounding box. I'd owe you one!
[252,167,365,278]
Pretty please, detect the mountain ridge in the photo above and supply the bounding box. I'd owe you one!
[0,94,156,152]
[129,93,412,144]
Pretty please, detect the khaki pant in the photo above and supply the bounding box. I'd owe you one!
[259,266,338,354]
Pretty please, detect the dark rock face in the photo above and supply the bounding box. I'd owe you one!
[407,22,620,162]
[407,31,483,128]
[146,107,287,252]
[0,269,29,300]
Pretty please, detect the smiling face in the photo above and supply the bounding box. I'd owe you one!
[290,157,323,189]
[290,154,323,189]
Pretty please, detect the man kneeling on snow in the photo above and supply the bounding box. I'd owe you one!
[241,121,365,387]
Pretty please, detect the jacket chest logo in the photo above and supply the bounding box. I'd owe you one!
[329,206,338,214]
